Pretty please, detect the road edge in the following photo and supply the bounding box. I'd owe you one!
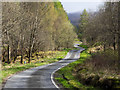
[51,47,85,89]
[51,65,65,89]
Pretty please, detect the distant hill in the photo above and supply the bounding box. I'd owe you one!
[67,12,81,27]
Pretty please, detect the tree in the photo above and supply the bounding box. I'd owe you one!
[78,9,89,44]
[2,2,77,64]
[79,2,120,65]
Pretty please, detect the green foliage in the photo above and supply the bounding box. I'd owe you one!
[55,50,93,89]
[78,33,82,39]
[79,44,89,49]
[62,48,73,52]
[92,42,103,47]
[54,2,63,9]
[78,9,89,38]
[80,9,89,26]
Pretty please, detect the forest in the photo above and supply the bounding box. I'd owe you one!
[78,2,120,64]
[2,2,77,64]
[54,2,120,89]
[67,2,120,89]
[1,1,120,89]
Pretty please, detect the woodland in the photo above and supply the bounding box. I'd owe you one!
[2,2,77,64]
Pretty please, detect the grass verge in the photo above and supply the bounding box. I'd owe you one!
[54,46,120,89]
[75,49,119,89]
[54,50,95,89]
[1,50,68,85]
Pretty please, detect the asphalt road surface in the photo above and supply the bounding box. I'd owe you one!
[3,45,85,90]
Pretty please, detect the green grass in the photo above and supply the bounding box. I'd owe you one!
[0,70,1,85]
[62,48,73,52]
[55,46,119,89]
[79,44,89,49]
[1,50,68,84]
[55,50,95,89]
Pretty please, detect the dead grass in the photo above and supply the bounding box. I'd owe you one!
[84,49,118,74]
[74,49,120,89]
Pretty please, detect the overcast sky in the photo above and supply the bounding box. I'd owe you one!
[59,0,104,13]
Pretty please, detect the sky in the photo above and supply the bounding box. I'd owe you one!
[59,0,104,13]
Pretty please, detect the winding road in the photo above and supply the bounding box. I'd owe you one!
[3,45,84,90]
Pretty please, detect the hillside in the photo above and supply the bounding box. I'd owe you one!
[68,12,81,27]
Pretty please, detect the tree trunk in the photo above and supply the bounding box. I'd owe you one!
[13,55,17,63]
[28,34,32,63]
[113,36,116,51]
[12,49,17,63]
[21,49,23,64]
[28,32,33,63]
[103,44,106,52]
[20,41,23,64]
[7,45,10,64]
[2,50,6,62]
[28,47,31,63]
[13,52,17,63]
[118,35,120,63]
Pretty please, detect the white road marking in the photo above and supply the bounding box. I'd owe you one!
[51,46,85,89]
[51,65,65,89]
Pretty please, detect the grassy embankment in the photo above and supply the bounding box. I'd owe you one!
[54,45,95,89]
[55,45,119,89]
[75,49,119,89]
[1,49,69,84]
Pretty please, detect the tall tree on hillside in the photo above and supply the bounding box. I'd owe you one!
[78,9,89,44]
